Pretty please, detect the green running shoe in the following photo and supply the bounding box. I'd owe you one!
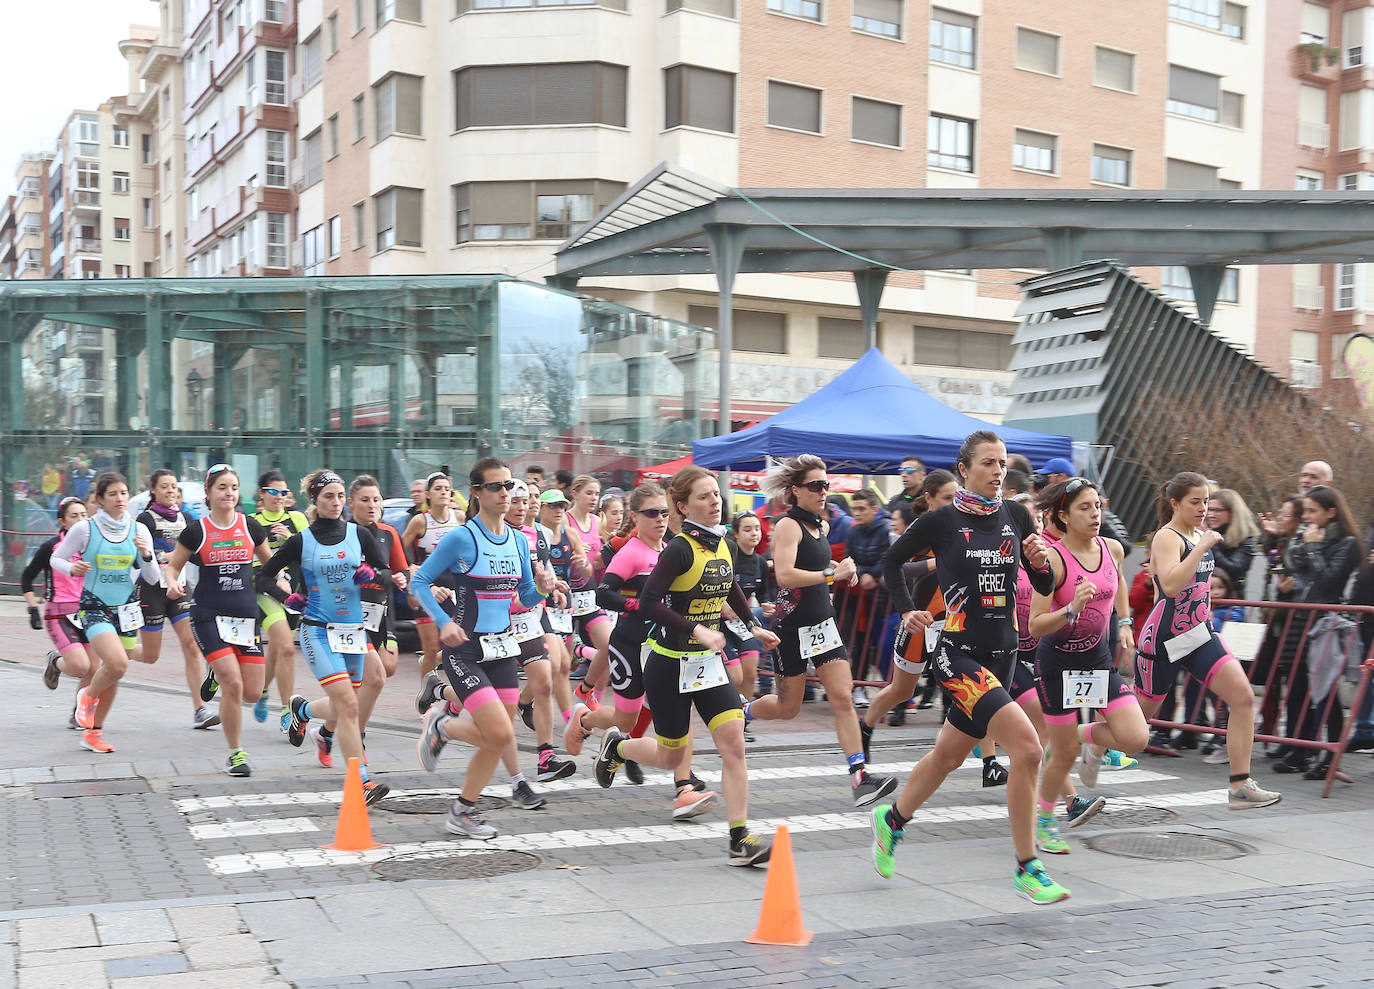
[1014,858,1070,905]
[870,804,904,879]
[1035,816,1070,855]
[1100,749,1138,770]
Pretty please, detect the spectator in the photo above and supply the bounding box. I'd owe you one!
[70,460,95,502]
[1008,453,1033,476]
[890,502,918,540]
[1209,570,1245,630]
[885,456,926,516]
[844,488,891,705]
[1275,485,1359,776]
[1298,460,1333,495]
[41,463,63,510]
[824,494,852,561]
[1036,457,1074,486]
[1251,494,1305,744]
[1207,488,1260,597]
[406,478,426,518]
[1003,469,1031,503]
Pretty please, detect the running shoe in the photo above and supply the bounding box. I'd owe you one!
[1228,778,1282,810]
[518,701,535,732]
[224,749,251,777]
[1035,818,1070,855]
[510,780,546,810]
[982,760,1009,788]
[81,729,115,754]
[1100,749,1138,770]
[310,724,333,768]
[74,687,97,730]
[253,691,269,723]
[1202,747,1230,765]
[685,771,708,792]
[42,651,61,690]
[362,780,390,807]
[594,729,627,788]
[870,804,904,880]
[199,669,219,703]
[575,681,600,712]
[192,705,221,730]
[1078,744,1100,788]
[68,706,79,730]
[672,787,718,821]
[569,658,589,681]
[417,705,450,772]
[623,759,644,785]
[852,772,898,808]
[852,686,870,709]
[1014,859,1071,905]
[415,671,444,717]
[727,831,772,867]
[286,695,309,748]
[279,708,291,735]
[886,705,907,727]
[564,702,591,756]
[536,754,576,783]
[445,804,496,840]
[1065,795,1106,829]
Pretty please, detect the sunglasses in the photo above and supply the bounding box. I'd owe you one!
[636,507,669,519]
[796,479,830,493]
[476,480,517,493]
[899,466,924,475]
[1057,477,1097,514]
[261,487,290,497]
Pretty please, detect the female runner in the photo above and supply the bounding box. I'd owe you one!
[25,497,93,710]
[402,471,464,677]
[250,470,309,728]
[722,510,773,717]
[567,474,614,707]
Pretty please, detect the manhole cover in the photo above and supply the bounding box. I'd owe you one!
[372,849,540,881]
[1095,806,1178,827]
[377,791,508,815]
[1082,831,1253,861]
[34,779,151,798]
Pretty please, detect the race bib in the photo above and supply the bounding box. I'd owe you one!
[571,589,597,616]
[69,611,84,630]
[481,630,519,660]
[215,616,255,647]
[1163,620,1212,661]
[326,622,367,654]
[923,618,946,652]
[799,617,842,660]
[679,651,729,693]
[361,601,385,633]
[725,619,751,640]
[1061,669,1109,709]
[511,610,542,643]
[115,601,143,634]
[549,608,573,635]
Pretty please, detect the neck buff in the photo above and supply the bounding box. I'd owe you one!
[953,486,1003,516]
[149,501,180,521]
[680,518,727,548]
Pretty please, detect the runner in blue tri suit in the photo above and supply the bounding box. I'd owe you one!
[413,457,557,840]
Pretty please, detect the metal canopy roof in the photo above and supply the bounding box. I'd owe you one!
[554,163,1374,278]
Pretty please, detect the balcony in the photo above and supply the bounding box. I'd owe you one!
[184,0,212,36]
[1290,358,1322,389]
[187,209,216,248]
[70,237,102,254]
[213,186,247,230]
[214,27,244,80]
[1293,283,1324,310]
[70,189,101,211]
[212,106,247,160]
[187,138,213,177]
[1298,119,1330,151]
[1292,43,1340,82]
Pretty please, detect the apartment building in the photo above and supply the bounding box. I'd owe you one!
[9,153,53,281]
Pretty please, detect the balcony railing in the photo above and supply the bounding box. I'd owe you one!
[1290,359,1322,389]
[1298,119,1330,150]
[71,237,102,254]
[70,190,101,208]
[1293,283,1324,310]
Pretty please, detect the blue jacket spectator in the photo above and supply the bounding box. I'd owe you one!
[845,489,891,581]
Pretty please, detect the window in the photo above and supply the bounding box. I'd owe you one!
[851,97,901,147]
[264,50,288,105]
[455,63,628,130]
[1296,169,1323,191]
[1344,8,1364,67]
[303,129,323,187]
[767,81,822,134]
[927,113,973,172]
[113,218,131,241]
[112,127,129,148]
[1301,1,1327,44]
[1012,129,1056,173]
[75,162,100,189]
[328,215,341,258]
[143,262,153,277]
[141,133,154,164]
[112,172,130,194]
[374,186,423,250]
[353,94,366,141]
[666,0,736,14]
[817,316,867,360]
[264,0,285,22]
[687,305,788,353]
[1292,329,1320,362]
[853,0,902,39]
[265,130,288,187]
[327,114,340,158]
[374,73,423,140]
[1167,64,1220,121]
[1220,91,1244,128]
[1170,0,1220,30]
[353,201,366,248]
[1091,144,1131,185]
[913,326,1012,370]
[355,0,365,32]
[1222,2,1245,39]
[1015,27,1059,75]
[114,264,131,278]
[1093,46,1135,92]
[377,0,422,27]
[453,179,625,242]
[77,117,99,144]
[302,32,323,91]
[327,12,339,55]
[1337,263,1357,309]
[266,212,288,267]
[1166,158,1218,189]
[663,64,735,133]
[766,0,820,22]
[930,8,975,68]
[1162,266,1239,304]
[142,198,155,227]
[303,224,324,275]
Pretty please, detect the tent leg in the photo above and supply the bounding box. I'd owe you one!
[854,268,888,352]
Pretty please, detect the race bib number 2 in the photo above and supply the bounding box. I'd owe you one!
[679,652,729,693]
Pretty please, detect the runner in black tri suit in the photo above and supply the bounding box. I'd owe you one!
[872,431,1071,905]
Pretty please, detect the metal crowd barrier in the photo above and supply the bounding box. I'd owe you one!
[0,529,57,595]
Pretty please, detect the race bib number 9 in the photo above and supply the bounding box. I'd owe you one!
[679,651,729,693]
[326,623,367,654]
[1061,669,1108,709]
[799,617,842,660]
[215,616,255,647]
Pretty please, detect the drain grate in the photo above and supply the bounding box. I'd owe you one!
[378,791,508,815]
[373,849,540,881]
[1094,806,1178,828]
[1082,831,1253,861]
[34,779,151,798]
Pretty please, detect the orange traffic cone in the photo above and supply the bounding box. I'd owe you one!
[746,825,813,946]
[323,757,384,851]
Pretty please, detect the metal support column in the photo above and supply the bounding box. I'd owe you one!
[474,284,500,447]
[116,330,140,431]
[1042,228,1086,271]
[339,362,355,431]
[304,291,326,443]
[704,224,747,440]
[853,268,889,351]
[1186,264,1225,326]
[1,306,22,542]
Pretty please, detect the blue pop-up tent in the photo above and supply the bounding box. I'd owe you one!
[692,348,1072,473]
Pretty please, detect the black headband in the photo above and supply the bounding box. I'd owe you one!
[308,471,345,502]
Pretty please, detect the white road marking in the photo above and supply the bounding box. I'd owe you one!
[187,817,320,840]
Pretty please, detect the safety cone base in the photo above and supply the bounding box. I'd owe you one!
[745,824,813,946]
[324,757,385,852]
[746,924,814,947]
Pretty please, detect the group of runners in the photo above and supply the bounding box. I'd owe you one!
[20,428,1282,899]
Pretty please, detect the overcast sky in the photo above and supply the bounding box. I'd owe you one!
[1,0,159,186]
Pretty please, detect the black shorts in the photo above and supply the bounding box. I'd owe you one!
[1008,648,1038,702]
[441,637,520,710]
[138,580,191,630]
[1135,630,1232,701]
[642,645,744,748]
[1035,640,1134,721]
[365,605,396,652]
[191,616,265,665]
[929,637,1016,740]
[607,632,648,703]
[776,614,848,678]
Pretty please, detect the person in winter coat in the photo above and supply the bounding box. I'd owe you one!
[1207,488,1260,597]
[843,489,892,706]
